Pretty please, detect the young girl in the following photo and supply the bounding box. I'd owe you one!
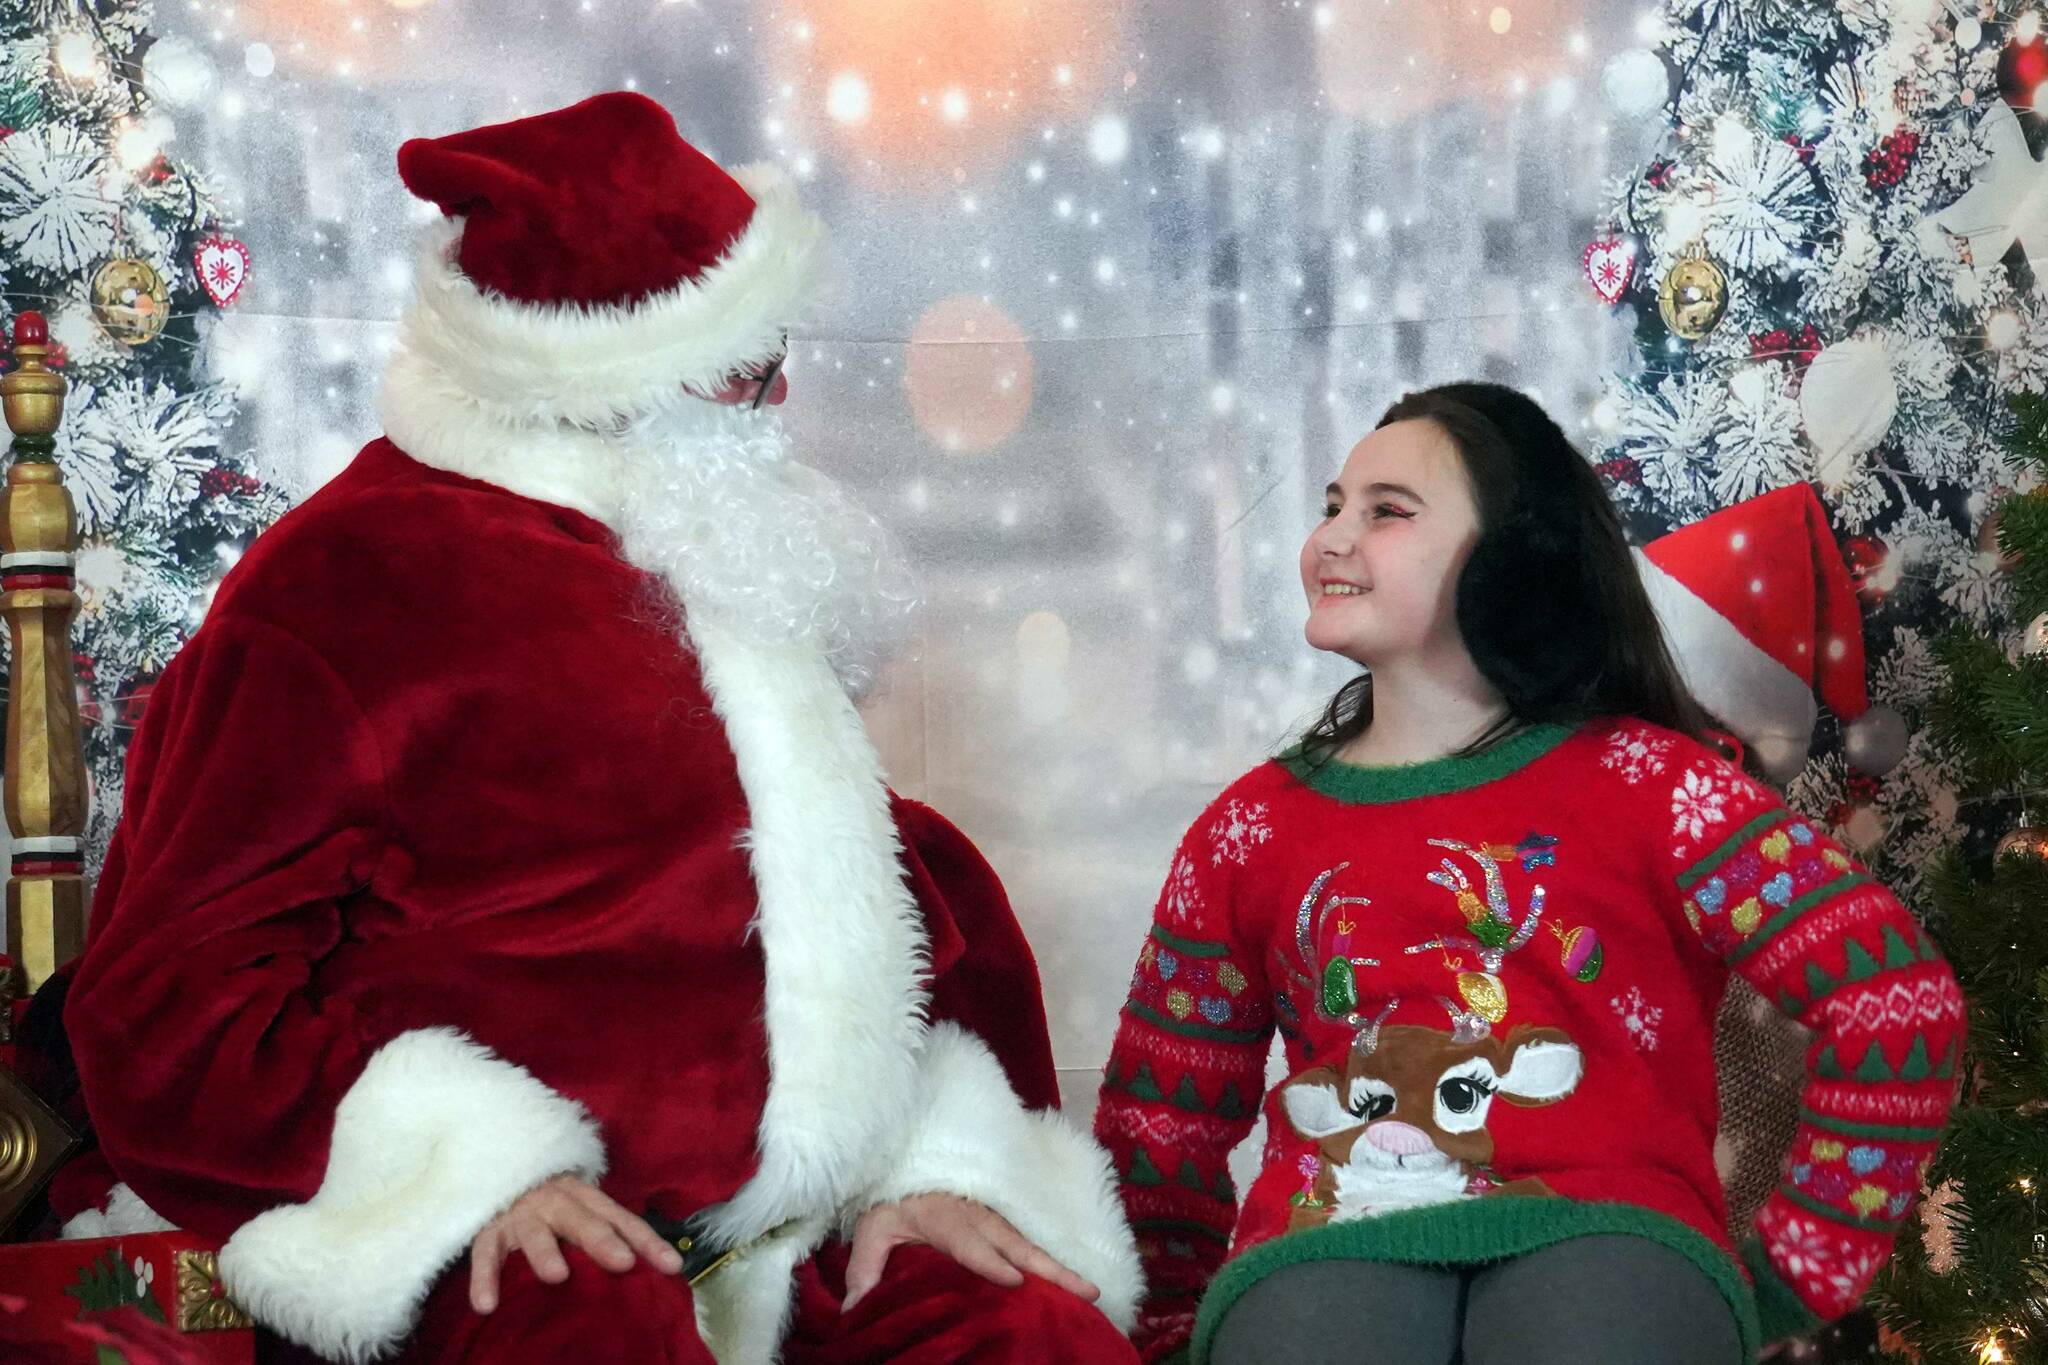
[1093,383,1963,1365]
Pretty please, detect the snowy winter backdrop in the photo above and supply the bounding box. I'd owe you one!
[6,0,2032,1158]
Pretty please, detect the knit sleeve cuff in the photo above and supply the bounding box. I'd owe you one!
[1741,1235,1824,1344]
[1141,1326,1194,1365]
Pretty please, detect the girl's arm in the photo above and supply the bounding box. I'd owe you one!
[1665,749,1965,1342]
[1093,821,1275,1362]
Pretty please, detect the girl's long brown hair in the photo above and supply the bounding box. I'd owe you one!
[1297,382,1716,764]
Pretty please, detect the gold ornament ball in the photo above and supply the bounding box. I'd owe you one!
[1658,254,1729,341]
[2026,611,2048,658]
[1996,825,2048,864]
[90,257,169,347]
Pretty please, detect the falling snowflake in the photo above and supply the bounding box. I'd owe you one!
[1609,984,1664,1051]
[0,122,119,276]
[1162,851,1205,928]
[1671,764,1734,842]
[1209,799,1272,867]
[1600,726,1676,784]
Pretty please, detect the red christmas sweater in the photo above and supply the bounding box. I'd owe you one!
[1093,719,1963,1363]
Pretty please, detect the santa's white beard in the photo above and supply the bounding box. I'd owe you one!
[614,401,918,696]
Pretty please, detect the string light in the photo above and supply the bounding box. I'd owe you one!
[54,31,99,80]
[114,118,168,173]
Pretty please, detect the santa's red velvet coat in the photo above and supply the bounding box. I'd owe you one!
[64,430,1141,1361]
[62,96,1139,1365]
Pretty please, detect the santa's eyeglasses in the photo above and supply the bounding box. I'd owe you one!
[742,337,789,410]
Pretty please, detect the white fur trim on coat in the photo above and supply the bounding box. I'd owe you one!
[215,1026,605,1365]
[691,1214,830,1365]
[378,357,631,526]
[842,1022,1144,1334]
[686,615,930,1250]
[61,1182,177,1239]
[385,163,825,432]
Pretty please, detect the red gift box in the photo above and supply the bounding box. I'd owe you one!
[0,1233,254,1364]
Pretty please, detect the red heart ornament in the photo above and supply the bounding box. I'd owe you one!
[194,234,250,307]
[1582,235,1637,304]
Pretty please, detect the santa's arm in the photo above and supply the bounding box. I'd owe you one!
[837,797,1142,1331]
[65,614,602,1365]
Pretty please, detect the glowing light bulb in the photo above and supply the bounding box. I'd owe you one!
[55,31,97,78]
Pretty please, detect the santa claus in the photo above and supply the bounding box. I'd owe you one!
[60,92,1141,1364]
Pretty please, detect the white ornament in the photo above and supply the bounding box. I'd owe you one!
[2025,610,2048,657]
[1955,15,1982,48]
[1751,733,1811,785]
[1920,100,2048,292]
[1801,336,1897,491]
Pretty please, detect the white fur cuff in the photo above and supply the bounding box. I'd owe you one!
[217,1027,605,1364]
[845,1022,1144,1333]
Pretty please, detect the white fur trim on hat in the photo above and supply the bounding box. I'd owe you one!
[1635,548,1817,753]
[216,1027,605,1364]
[385,163,826,432]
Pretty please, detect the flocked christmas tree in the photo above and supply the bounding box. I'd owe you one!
[1594,0,2048,897]
[1,0,284,860]
[1871,391,2048,1365]
[1591,3,2048,1360]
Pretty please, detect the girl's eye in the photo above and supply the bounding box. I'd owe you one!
[1322,503,1342,519]
[1372,504,1414,521]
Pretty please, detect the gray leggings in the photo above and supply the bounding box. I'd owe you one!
[1208,1235,1745,1365]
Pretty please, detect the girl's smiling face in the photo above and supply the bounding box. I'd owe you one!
[1300,418,1485,669]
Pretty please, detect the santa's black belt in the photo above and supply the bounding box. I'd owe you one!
[643,1206,743,1285]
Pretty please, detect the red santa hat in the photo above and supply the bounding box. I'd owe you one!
[1633,484,1901,782]
[386,91,824,429]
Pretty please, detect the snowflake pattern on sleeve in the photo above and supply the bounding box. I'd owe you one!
[1209,799,1272,867]
[1601,726,1677,784]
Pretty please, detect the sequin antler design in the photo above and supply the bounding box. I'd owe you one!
[1404,839,1548,1025]
[1273,864,1491,1051]
[1273,863,1378,1024]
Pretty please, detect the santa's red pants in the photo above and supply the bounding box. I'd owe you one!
[387,1240,1141,1364]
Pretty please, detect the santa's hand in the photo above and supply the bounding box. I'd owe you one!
[469,1174,684,1312]
[842,1192,1099,1312]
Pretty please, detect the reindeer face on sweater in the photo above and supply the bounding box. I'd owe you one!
[1281,1022,1584,1219]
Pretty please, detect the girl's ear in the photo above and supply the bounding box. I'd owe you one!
[1456,501,1604,709]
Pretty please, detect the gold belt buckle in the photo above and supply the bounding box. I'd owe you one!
[674,1230,744,1287]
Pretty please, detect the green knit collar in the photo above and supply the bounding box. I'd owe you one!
[1279,722,1575,805]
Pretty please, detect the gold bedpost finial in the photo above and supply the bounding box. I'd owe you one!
[1,311,89,1001]
[1,311,65,447]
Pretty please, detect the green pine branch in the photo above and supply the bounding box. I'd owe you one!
[1873,393,2048,1362]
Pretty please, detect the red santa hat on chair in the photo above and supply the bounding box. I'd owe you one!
[1633,483,1906,784]
[383,91,824,435]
